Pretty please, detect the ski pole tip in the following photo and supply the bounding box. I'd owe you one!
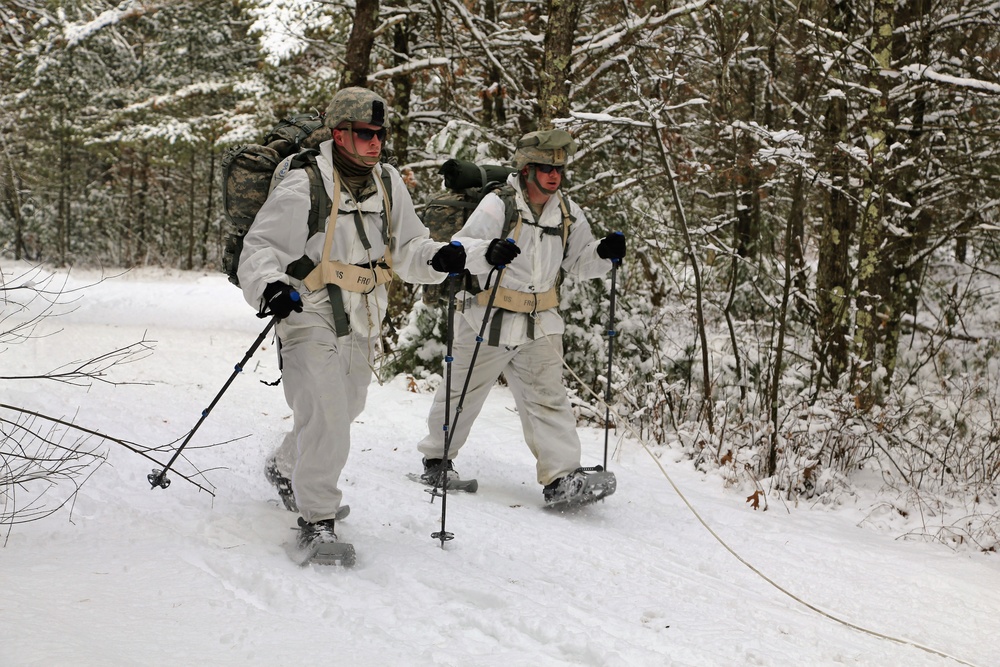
[147,468,171,489]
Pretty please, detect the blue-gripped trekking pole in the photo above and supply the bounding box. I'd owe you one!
[431,241,515,546]
[603,255,621,469]
[148,291,296,489]
[431,260,462,546]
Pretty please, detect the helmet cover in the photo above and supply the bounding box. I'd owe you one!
[324,87,388,129]
[512,129,577,169]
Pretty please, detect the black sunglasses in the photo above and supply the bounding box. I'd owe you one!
[534,164,564,174]
[352,127,387,142]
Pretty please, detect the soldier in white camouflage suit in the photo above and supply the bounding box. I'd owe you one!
[238,87,468,561]
[416,129,627,507]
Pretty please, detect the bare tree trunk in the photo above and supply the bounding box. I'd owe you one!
[481,0,506,128]
[880,0,934,387]
[0,132,25,261]
[390,15,415,163]
[813,0,855,391]
[766,170,805,476]
[201,147,215,267]
[125,150,135,266]
[185,150,195,270]
[57,108,69,266]
[539,0,581,126]
[785,8,812,302]
[341,0,380,88]
[732,21,760,260]
[134,149,151,268]
[851,0,895,411]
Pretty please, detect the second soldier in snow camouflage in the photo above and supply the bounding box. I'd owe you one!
[416,129,627,508]
[237,86,470,565]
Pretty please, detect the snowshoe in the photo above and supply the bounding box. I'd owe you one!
[543,467,617,510]
[265,457,297,512]
[408,458,478,493]
[285,517,356,567]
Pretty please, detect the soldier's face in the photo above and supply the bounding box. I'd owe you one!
[523,163,562,197]
[334,122,384,166]
[532,163,563,190]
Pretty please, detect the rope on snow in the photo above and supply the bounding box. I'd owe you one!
[537,320,980,667]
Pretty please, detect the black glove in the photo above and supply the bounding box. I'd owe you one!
[260,281,303,320]
[485,238,521,267]
[429,241,467,273]
[597,231,626,260]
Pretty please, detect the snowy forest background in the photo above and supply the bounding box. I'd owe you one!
[3,0,1000,551]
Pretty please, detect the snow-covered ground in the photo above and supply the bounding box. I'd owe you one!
[2,260,998,667]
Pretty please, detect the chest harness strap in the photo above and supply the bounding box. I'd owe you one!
[302,166,394,335]
[478,192,573,345]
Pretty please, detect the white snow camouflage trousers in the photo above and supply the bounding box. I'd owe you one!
[417,315,582,486]
[271,312,372,523]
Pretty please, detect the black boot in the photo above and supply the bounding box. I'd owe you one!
[420,457,460,487]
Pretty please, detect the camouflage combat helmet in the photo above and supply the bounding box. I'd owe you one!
[324,87,388,129]
[512,129,577,169]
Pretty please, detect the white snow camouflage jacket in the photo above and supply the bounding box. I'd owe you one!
[454,172,613,348]
[237,141,447,337]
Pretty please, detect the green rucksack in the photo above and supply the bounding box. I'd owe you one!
[421,159,516,241]
[420,159,516,303]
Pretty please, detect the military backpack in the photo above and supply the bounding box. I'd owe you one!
[220,114,396,291]
[420,159,518,303]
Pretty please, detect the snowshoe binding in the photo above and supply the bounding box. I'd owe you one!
[407,457,478,493]
[543,466,617,510]
[285,517,356,567]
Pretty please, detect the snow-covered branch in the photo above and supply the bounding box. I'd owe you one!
[901,64,1000,94]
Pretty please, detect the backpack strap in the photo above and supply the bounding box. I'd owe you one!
[284,150,331,281]
[314,167,351,336]
[300,165,396,337]
[379,165,392,239]
[470,188,576,329]
[375,165,394,260]
[555,191,574,253]
[495,184,520,237]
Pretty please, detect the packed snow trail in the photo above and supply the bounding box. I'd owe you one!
[3,262,999,666]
